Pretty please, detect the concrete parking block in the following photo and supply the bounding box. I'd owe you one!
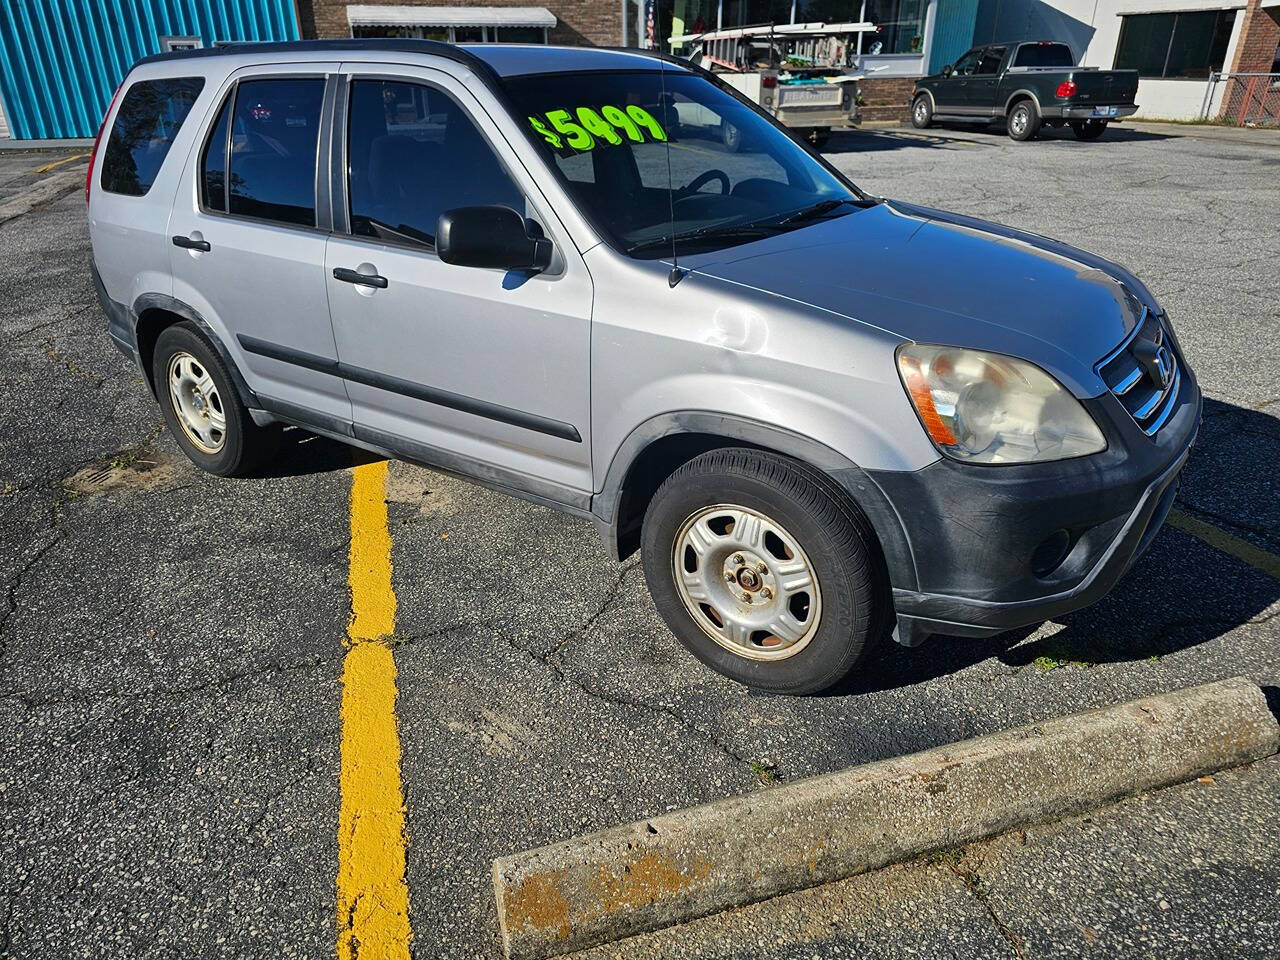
[493,677,1279,959]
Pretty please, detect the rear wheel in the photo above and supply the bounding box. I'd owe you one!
[1007,100,1040,141]
[641,448,884,695]
[911,95,933,129]
[1071,119,1108,140]
[152,322,274,477]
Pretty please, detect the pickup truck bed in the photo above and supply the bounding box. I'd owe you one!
[911,41,1139,141]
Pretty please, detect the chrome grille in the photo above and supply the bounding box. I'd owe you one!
[1097,308,1180,437]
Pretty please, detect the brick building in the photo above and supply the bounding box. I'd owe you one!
[295,0,629,46]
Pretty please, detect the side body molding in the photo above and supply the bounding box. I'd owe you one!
[590,411,918,593]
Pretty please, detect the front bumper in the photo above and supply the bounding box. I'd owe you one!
[866,365,1202,645]
[1043,103,1139,120]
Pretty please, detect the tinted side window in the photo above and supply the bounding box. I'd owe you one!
[976,47,1006,74]
[952,50,981,76]
[229,78,324,227]
[100,77,204,196]
[346,79,523,247]
[201,94,231,212]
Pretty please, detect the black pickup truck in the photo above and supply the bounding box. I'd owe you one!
[910,41,1139,141]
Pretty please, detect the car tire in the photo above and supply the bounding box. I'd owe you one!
[1007,100,1040,141]
[152,321,274,477]
[641,448,885,696]
[1070,119,1108,140]
[911,94,933,129]
[721,120,742,153]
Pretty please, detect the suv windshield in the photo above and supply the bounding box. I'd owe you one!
[503,69,863,259]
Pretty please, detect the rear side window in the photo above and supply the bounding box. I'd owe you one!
[1013,43,1075,68]
[225,78,325,227]
[100,77,204,196]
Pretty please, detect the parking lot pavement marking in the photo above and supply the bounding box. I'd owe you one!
[1168,508,1280,582]
[337,460,413,960]
[33,153,89,174]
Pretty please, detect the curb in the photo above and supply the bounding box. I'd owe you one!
[493,677,1279,959]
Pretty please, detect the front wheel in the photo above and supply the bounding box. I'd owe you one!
[911,95,933,129]
[1007,100,1040,141]
[1071,119,1108,140]
[641,449,884,695]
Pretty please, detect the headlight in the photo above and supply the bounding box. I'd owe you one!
[897,344,1105,464]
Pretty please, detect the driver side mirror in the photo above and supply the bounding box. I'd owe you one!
[436,205,553,273]
[941,64,953,78]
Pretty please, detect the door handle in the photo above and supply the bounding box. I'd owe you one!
[172,235,211,251]
[333,266,388,289]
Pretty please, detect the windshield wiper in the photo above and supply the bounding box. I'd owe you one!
[625,224,776,256]
[769,197,862,228]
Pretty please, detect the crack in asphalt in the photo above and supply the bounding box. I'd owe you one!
[499,561,772,781]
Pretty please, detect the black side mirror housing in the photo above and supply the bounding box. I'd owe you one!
[941,64,953,78]
[436,205,553,272]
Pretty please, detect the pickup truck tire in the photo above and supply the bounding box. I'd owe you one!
[152,322,274,477]
[641,448,882,695]
[911,94,933,129]
[1007,100,1040,141]
[1071,120,1108,140]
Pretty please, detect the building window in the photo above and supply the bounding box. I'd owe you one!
[862,0,925,54]
[350,24,548,43]
[1114,10,1237,79]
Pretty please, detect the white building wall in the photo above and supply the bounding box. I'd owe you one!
[1009,0,1247,119]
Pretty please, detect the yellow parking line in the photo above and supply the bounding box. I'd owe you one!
[34,153,89,174]
[1168,508,1280,581]
[337,460,412,960]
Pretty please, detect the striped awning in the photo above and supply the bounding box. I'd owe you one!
[346,5,557,28]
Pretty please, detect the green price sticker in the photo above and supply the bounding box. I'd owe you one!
[528,104,667,152]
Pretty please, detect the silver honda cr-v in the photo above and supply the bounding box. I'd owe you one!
[88,40,1200,694]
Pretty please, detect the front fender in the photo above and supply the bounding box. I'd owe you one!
[592,410,919,593]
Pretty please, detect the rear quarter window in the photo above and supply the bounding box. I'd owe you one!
[100,76,205,196]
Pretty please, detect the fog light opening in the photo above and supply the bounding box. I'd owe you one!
[1031,529,1073,579]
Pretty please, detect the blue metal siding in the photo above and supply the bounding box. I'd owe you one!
[0,1,299,139]
[928,0,979,75]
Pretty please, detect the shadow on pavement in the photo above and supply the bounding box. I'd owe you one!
[835,396,1279,696]
[253,425,383,478]
[824,123,1175,152]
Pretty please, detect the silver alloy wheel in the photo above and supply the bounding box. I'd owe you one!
[1011,107,1028,135]
[167,351,226,454]
[672,504,822,662]
[914,99,928,123]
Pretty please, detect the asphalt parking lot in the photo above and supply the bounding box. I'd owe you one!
[1,121,1278,958]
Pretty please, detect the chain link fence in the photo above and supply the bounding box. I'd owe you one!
[1201,72,1280,126]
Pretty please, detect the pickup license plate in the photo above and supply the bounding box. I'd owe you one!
[1093,105,1119,117]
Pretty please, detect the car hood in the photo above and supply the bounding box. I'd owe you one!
[685,200,1152,397]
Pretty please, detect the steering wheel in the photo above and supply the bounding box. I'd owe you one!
[675,169,730,201]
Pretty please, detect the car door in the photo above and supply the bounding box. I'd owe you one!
[324,64,593,503]
[967,46,1007,114]
[933,48,981,111]
[169,65,352,427]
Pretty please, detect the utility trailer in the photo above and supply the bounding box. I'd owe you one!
[671,22,873,147]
